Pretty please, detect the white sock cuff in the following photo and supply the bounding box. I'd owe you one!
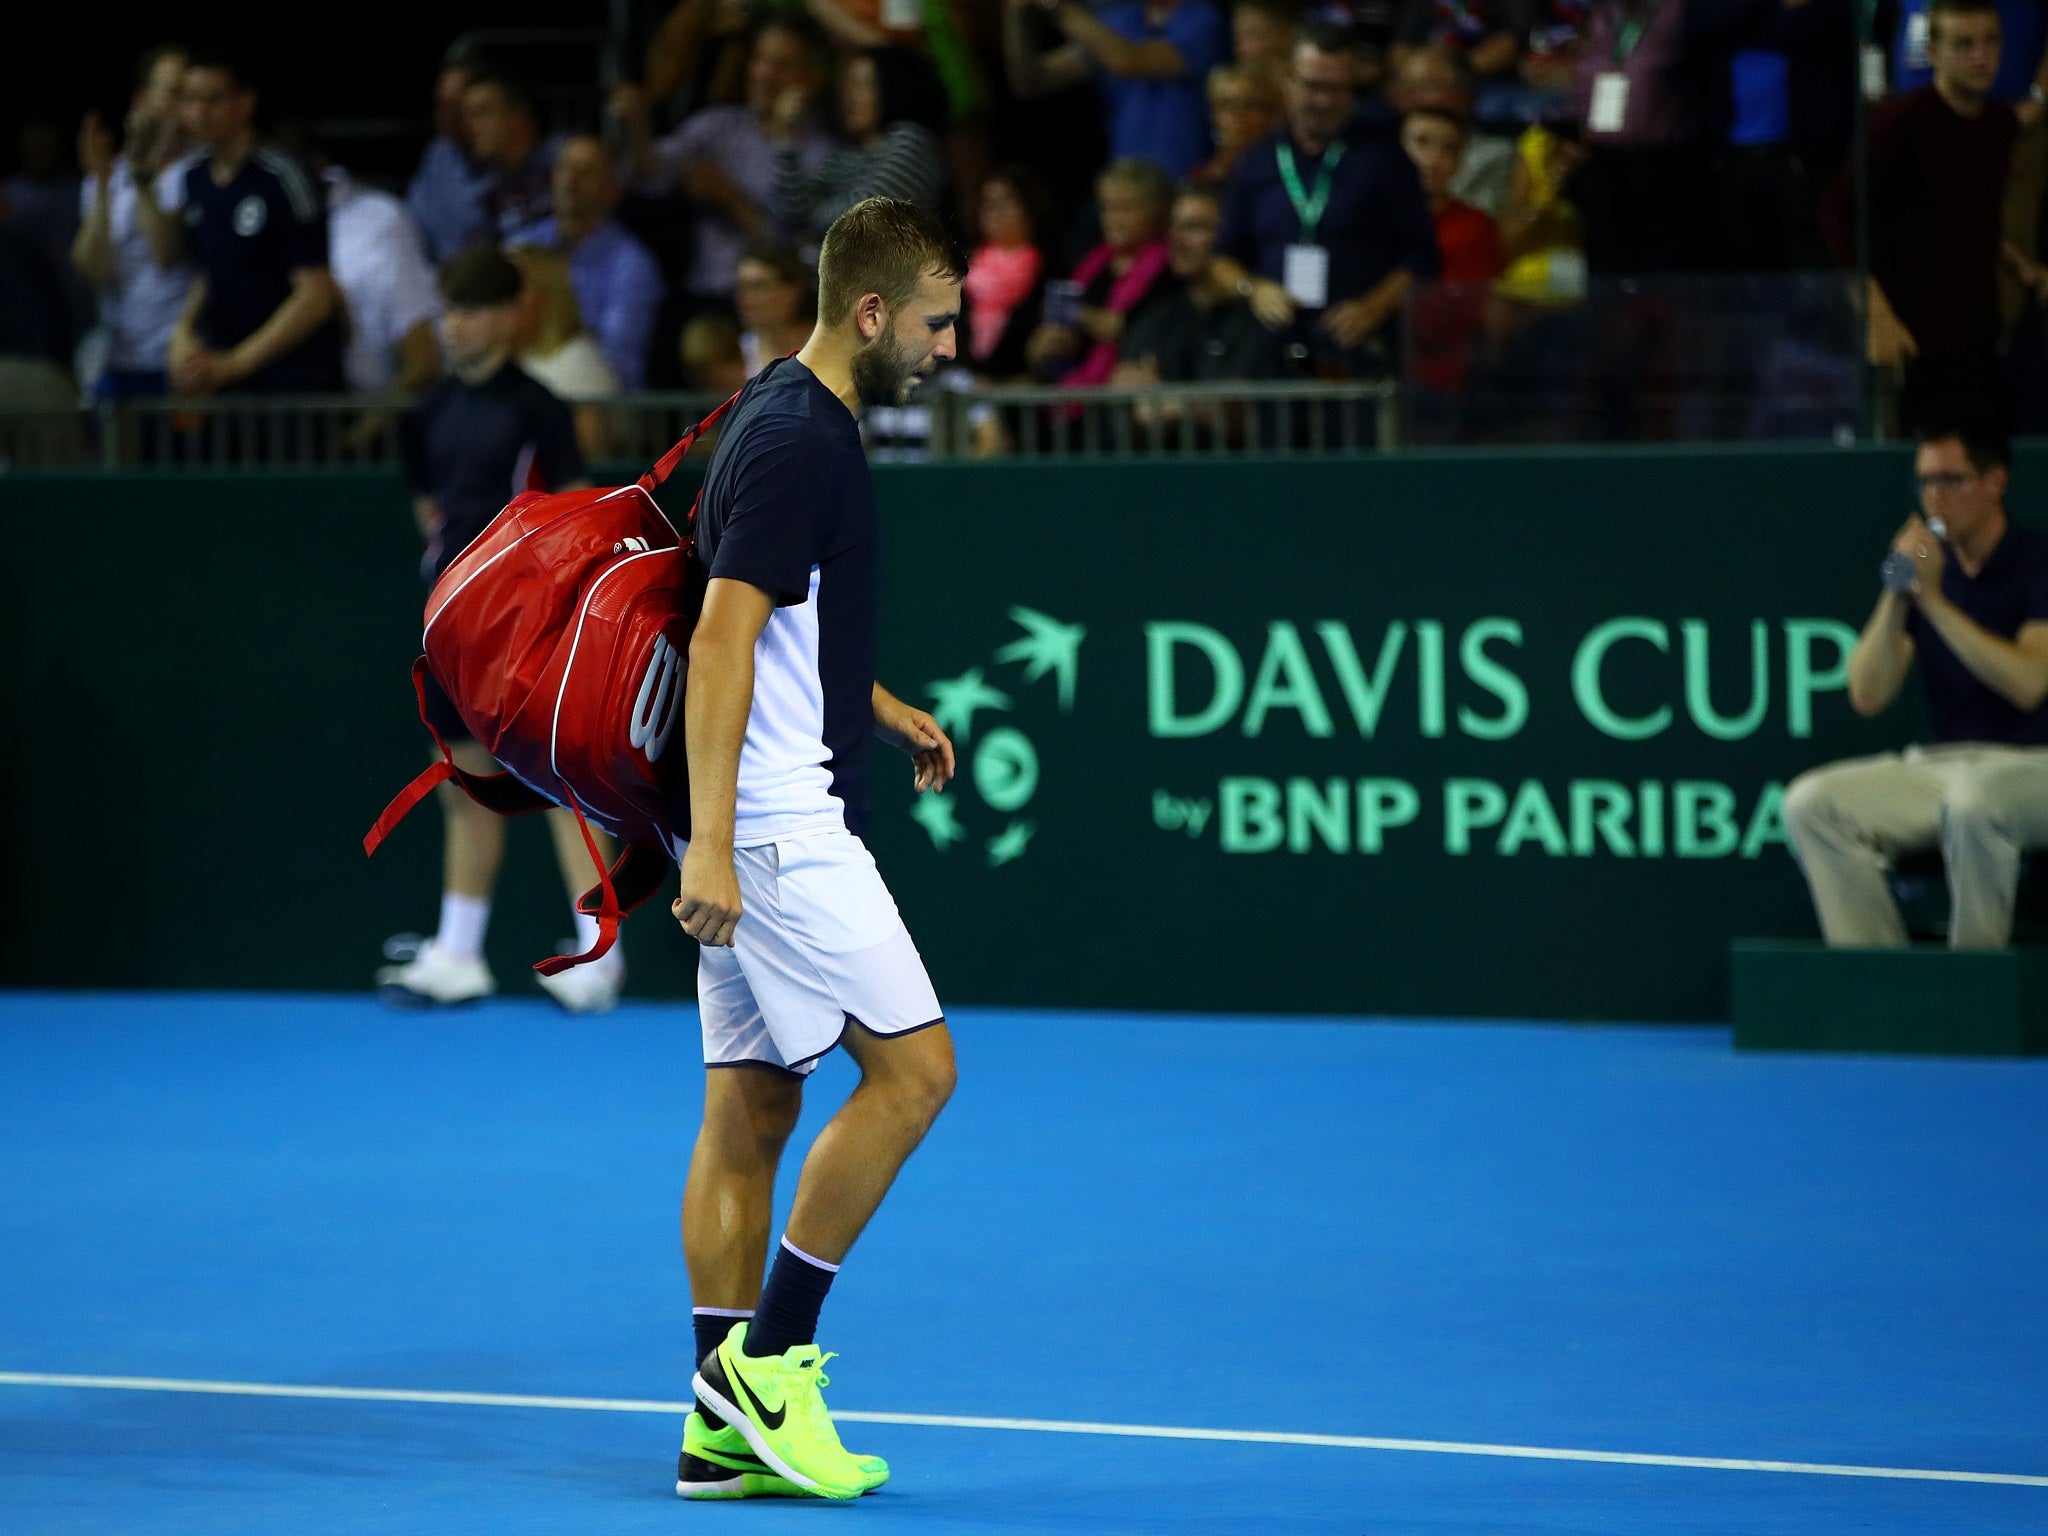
[780,1236,840,1273]
[693,1306,754,1319]
[435,892,491,962]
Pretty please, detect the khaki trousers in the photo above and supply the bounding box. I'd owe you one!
[1782,745,2048,948]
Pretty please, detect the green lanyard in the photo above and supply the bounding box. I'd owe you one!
[1610,0,1661,64]
[1276,140,1345,245]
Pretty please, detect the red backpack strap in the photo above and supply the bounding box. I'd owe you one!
[583,837,673,917]
[363,657,554,857]
[534,808,671,975]
[636,383,746,495]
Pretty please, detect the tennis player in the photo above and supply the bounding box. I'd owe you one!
[669,197,964,1501]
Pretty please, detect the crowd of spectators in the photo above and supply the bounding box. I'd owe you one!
[9,0,2048,442]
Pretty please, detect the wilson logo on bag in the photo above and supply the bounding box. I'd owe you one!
[363,391,740,975]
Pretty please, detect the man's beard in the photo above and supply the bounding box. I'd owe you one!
[851,328,922,407]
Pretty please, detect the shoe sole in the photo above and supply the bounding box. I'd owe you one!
[675,1473,745,1499]
[691,1365,861,1501]
[680,1432,887,1499]
[675,1458,876,1507]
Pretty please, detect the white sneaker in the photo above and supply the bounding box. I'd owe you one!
[375,941,496,1006]
[536,950,625,1015]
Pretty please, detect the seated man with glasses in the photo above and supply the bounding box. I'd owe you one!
[1784,416,2048,947]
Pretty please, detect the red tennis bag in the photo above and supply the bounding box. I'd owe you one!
[363,392,738,975]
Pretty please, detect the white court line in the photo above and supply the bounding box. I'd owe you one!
[2,1371,2044,1490]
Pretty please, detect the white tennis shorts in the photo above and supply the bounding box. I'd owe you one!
[674,829,943,1076]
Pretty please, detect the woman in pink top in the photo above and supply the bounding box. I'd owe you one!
[961,164,1051,380]
[1025,157,1174,388]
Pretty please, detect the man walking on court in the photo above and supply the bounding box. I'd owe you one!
[669,197,964,1501]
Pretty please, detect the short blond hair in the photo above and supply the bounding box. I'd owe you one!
[680,312,741,373]
[505,244,586,355]
[1207,60,1283,111]
[1096,157,1175,225]
[816,197,967,326]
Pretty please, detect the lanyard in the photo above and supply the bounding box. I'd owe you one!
[1276,140,1345,244]
[1610,0,1661,64]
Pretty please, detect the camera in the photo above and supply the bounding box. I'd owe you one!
[1042,280,1083,329]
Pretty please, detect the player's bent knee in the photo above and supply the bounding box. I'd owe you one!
[852,1019,956,1122]
[908,1040,957,1123]
[704,1065,806,1147]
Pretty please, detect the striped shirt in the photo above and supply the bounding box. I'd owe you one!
[774,122,946,240]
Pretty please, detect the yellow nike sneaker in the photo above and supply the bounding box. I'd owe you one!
[692,1324,869,1500]
[674,1409,890,1499]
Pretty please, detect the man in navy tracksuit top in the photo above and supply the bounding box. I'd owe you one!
[167,49,344,395]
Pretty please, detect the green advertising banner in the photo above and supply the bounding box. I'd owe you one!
[860,452,1932,1020]
[0,446,1992,1018]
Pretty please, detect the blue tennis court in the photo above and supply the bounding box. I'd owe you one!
[3,992,2044,1534]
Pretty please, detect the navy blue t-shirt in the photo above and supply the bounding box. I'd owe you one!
[1907,520,2048,745]
[694,358,879,838]
[1216,130,1441,308]
[181,145,344,391]
[401,362,586,574]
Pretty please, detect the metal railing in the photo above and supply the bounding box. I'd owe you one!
[922,380,1401,458]
[0,382,1404,473]
[0,397,413,472]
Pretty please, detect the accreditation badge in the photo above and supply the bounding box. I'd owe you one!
[1282,244,1330,309]
[1589,72,1630,134]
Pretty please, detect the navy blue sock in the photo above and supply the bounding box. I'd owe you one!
[694,1309,748,1369]
[744,1238,838,1357]
[693,1309,750,1428]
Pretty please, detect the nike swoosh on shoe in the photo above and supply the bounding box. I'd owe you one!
[729,1361,787,1431]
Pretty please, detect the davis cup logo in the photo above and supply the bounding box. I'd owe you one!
[912,606,1083,867]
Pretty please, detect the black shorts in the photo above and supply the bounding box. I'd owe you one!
[419,664,472,744]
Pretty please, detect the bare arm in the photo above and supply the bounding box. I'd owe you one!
[224,268,341,385]
[167,276,207,373]
[1053,0,1188,77]
[675,576,776,946]
[680,156,769,238]
[1003,0,1091,97]
[873,682,957,793]
[1865,277,1918,369]
[809,0,890,48]
[1846,589,1916,717]
[73,172,116,289]
[392,320,442,395]
[1323,269,1416,348]
[571,404,611,462]
[609,82,663,188]
[1916,606,2048,713]
[73,115,119,288]
[1468,31,1520,76]
[1207,253,1297,328]
[133,171,185,268]
[645,0,717,103]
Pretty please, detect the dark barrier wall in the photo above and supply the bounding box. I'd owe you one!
[4,446,2012,1018]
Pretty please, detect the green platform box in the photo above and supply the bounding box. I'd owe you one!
[1731,941,2048,1056]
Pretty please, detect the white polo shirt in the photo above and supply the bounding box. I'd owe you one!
[79,153,198,372]
[326,170,440,395]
